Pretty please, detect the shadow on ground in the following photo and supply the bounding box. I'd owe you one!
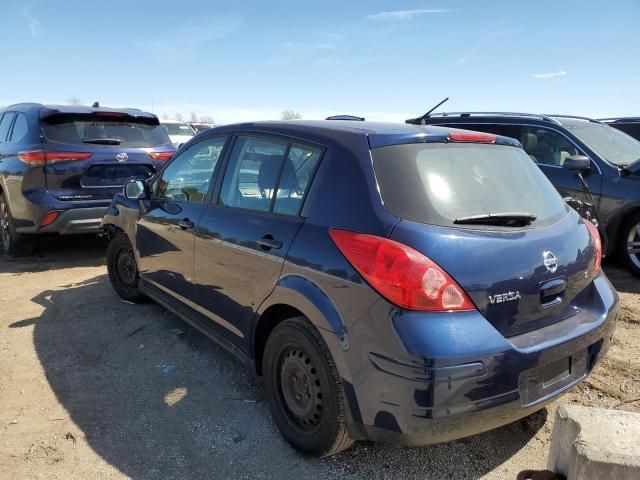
[602,258,640,295]
[26,274,545,479]
[0,235,107,274]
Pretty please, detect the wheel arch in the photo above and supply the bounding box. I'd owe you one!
[252,275,348,376]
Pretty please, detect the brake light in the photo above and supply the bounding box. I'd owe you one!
[18,150,93,166]
[40,211,60,227]
[329,229,475,311]
[448,131,496,143]
[148,151,173,161]
[95,112,126,118]
[584,220,602,276]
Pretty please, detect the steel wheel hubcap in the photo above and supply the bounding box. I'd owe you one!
[117,248,137,285]
[626,223,640,269]
[279,347,323,429]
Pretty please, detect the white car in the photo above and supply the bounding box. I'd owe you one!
[160,120,196,148]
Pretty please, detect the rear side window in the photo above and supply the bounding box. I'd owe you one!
[42,114,171,148]
[0,112,15,142]
[372,143,568,229]
[273,143,322,215]
[9,113,28,142]
[219,136,289,212]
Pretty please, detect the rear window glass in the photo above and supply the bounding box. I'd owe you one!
[372,143,568,229]
[42,116,171,148]
[162,123,195,136]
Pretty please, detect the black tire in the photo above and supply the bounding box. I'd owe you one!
[263,316,354,457]
[618,211,640,277]
[0,193,35,257]
[106,232,146,303]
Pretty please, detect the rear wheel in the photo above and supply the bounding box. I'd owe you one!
[619,212,640,277]
[263,316,354,457]
[0,193,35,257]
[106,232,145,302]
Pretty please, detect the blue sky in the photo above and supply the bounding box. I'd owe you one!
[1,0,639,123]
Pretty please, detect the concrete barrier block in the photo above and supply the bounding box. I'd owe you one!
[548,404,640,480]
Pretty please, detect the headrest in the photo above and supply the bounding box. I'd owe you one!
[522,133,538,151]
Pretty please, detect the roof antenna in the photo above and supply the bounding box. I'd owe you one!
[405,97,449,125]
[92,101,100,108]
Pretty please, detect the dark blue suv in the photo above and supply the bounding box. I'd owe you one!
[0,103,175,256]
[421,112,640,276]
[101,120,618,456]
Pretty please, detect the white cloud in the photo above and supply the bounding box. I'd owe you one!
[22,6,41,37]
[367,9,450,21]
[533,70,568,79]
[136,15,243,59]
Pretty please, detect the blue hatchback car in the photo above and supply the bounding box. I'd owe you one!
[101,120,618,456]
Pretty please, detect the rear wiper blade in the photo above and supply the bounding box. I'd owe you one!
[83,138,122,145]
[454,212,537,226]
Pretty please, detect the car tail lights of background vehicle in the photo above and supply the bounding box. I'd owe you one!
[329,228,475,311]
[148,151,173,161]
[18,150,93,166]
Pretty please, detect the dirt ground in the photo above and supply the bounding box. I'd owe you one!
[0,236,638,480]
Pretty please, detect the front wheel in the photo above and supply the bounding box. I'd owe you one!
[106,232,146,302]
[263,316,354,457]
[619,212,640,277]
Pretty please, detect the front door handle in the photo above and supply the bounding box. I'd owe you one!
[257,234,282,250]
[178,218,194,230]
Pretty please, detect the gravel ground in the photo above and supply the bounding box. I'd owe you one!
[0,236,638,480]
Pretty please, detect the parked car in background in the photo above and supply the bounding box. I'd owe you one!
[421,113,640,275]
[599,117,640,141]
[101,120,617,456]
[160,120,196,148]
[188,122,215,134]
[0,103,174,256]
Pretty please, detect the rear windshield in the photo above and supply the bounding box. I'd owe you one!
[565,122,640,166]
[42,115,171,148]
[372,143,568,229]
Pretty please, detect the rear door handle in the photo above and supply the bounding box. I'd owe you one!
[178,218,194,230]
[257,234,282,250]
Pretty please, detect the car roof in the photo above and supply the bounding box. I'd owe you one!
[209,120,522,148]
[599,117,640,124]
[3,103,158,121]
[424,111,607,127]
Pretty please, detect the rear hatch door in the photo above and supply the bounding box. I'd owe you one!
[40,110,174,201]
[373,141,598,337]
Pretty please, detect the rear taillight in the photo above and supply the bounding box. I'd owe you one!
[95,112,126,118]
[448,131,496,143]
[329,229,475,312]
[148,151,173,161]
[585,220,602,276]
[18,150,93,166]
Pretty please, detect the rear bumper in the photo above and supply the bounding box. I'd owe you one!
[343,273,619,445]
[37,206,108,235]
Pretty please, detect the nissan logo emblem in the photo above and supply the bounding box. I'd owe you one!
[543,251,558,273]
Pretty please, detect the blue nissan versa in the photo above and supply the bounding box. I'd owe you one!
[101,120,618,456]
[0,103,175,256]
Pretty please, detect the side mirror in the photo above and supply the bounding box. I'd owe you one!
[563,155,591,171]
[124,179,149,200]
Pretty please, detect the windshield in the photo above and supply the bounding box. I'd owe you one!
[162,123,195,136]
[42,115,171,148]
[565,122,640,167]
[372,143,568,229]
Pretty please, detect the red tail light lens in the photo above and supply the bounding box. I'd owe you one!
[95,112,126,118]
[448,131,496,143]
[148,151,173,161]
[584,220,602,276]
[329,229,475,312]
[18,150,93,166]
[40,211,60,227]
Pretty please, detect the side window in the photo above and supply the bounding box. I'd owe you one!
[0,113,16,143]
[9,113,28,142]
[273,143,322,215]
[520,127,580,166]
[219,136,289,212]
[156,136,226,203]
